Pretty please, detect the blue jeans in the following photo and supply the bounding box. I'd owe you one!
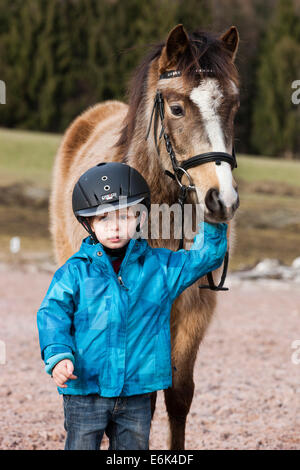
[63,393,152,450]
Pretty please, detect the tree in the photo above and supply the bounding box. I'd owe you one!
[251,0,300,158]
[0,0,212,132]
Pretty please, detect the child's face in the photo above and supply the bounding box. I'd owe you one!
[90,206,147,249]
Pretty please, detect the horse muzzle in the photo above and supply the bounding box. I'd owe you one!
[204,188,240,222]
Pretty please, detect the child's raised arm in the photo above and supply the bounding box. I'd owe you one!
[153,221,228,301]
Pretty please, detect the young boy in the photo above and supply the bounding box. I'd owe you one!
[37,161,228,450]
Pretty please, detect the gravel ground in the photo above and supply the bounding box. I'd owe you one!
[0,264,299,450]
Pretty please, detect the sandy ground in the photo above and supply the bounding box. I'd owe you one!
[0,264,300,450]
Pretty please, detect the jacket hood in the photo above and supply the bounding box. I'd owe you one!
[68,235,150,270]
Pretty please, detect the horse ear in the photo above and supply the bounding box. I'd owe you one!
[159,24,189,73]
[220,26,239,62]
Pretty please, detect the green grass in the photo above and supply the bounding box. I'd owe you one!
[1,127,300,189]
[236,153,300,187]
[0,127,62,188]
[230,190,300,270]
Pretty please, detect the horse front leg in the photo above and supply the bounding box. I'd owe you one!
[164,289,216,450]
[163,365,195,450]
[150,390,158,420]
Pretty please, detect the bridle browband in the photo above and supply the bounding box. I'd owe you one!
[145,69,238,291]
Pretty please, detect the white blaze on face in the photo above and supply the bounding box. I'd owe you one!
[190,78,238,210]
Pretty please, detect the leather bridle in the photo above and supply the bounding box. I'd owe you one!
[145,70,238,291]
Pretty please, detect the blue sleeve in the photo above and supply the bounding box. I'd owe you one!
[44,351,75,375]
[37,261,78,362]
[153,222,228,301]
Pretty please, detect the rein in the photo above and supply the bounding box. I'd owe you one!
[145,69,237,291]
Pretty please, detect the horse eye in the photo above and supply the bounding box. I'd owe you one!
[170,105,184,116]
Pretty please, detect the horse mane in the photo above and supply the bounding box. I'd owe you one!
[115,30,239,154]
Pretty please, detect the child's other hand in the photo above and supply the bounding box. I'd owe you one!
[52,359,77,388]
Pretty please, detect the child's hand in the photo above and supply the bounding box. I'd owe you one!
[52,359,77,388]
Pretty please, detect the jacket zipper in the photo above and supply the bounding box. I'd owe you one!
[115,240,138,290]
[93,240,136,290]
[117,275,128,290]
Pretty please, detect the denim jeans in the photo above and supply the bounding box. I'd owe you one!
[63,393,152,450]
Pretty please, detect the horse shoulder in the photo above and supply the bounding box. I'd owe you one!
[55,100,127,178]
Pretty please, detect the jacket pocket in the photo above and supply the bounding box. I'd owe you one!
[155,326,171,379]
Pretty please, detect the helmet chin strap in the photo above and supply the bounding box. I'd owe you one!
[78,216,99,245]
[135,206,149,240]
[135,215,143,240]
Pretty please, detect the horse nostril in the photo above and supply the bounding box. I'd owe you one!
[205,188,225,214]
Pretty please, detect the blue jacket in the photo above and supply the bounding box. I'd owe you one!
[37,221,228,397]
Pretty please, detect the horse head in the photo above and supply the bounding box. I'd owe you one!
[143,24,240,224]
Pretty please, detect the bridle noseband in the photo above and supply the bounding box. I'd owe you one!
[145,70,238,291]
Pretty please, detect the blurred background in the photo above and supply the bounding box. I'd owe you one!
[0,0,300,270]
[1,0,300,451]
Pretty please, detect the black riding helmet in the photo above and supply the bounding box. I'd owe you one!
[72,162,151,244]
